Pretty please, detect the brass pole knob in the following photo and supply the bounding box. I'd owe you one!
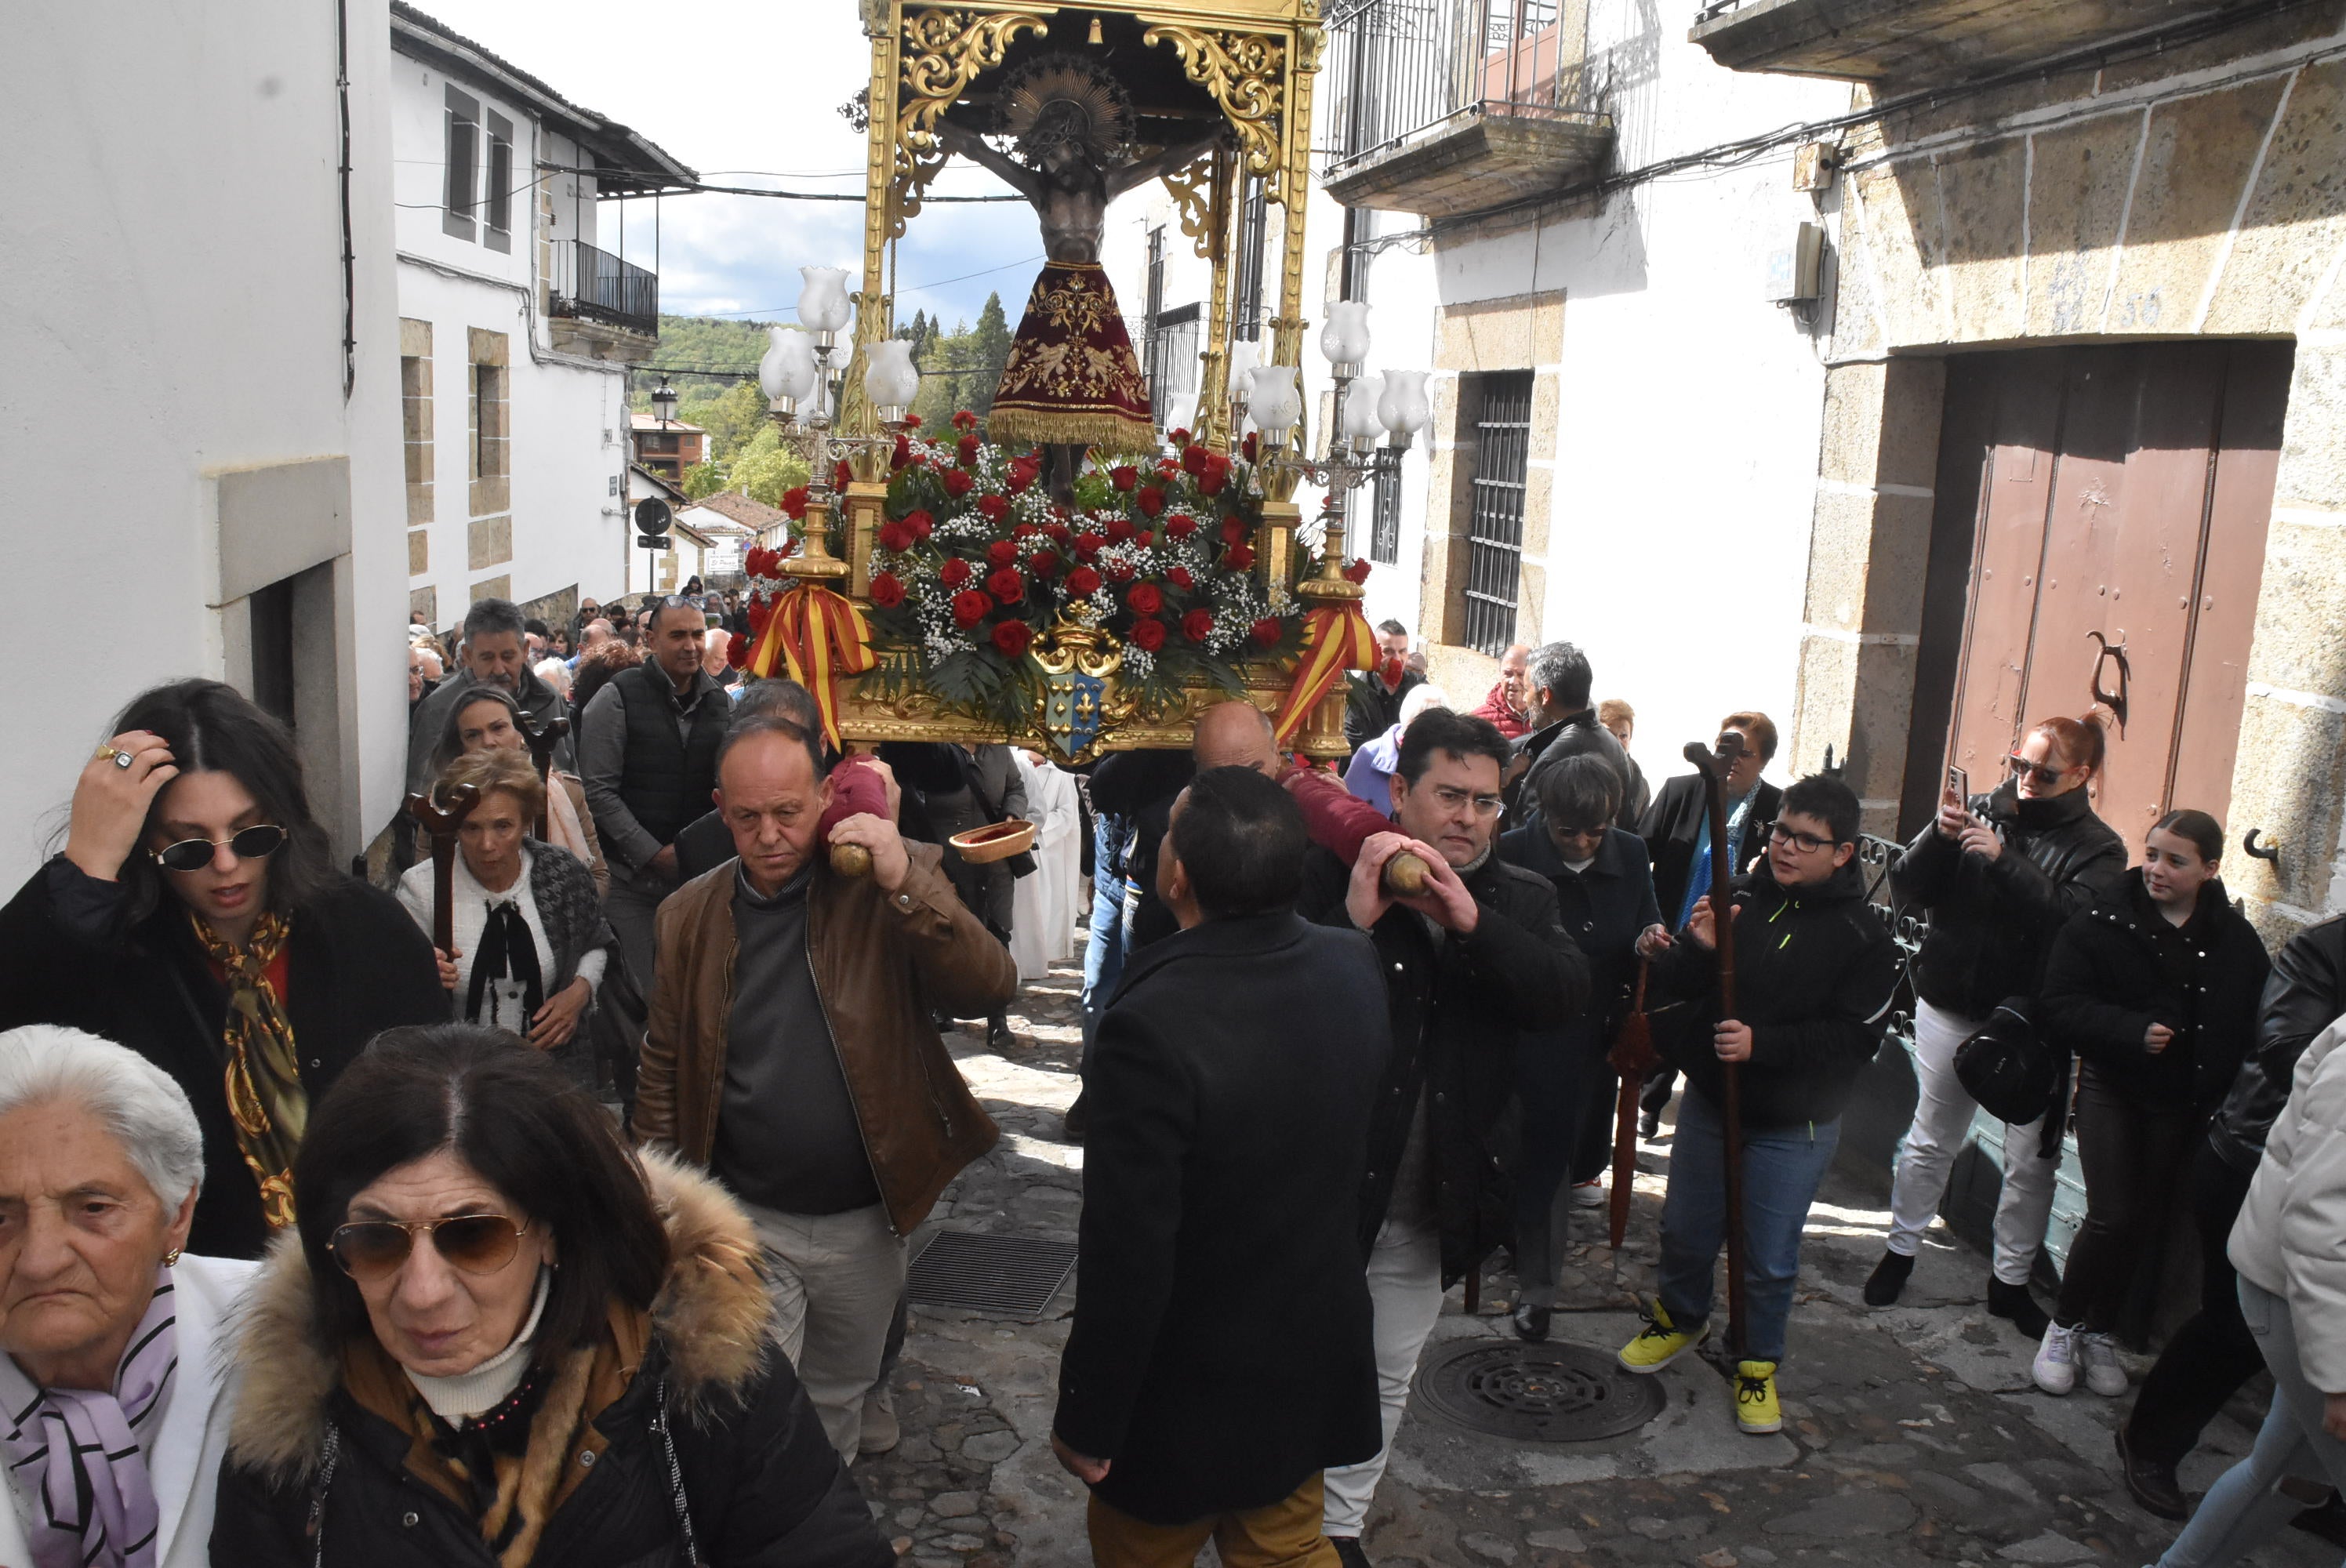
[1383,851,1430,898]
[831,842,874,878]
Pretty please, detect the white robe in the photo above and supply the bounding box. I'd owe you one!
[1010,752,1083,981]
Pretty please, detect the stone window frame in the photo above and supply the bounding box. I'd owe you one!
[443,85,479,242]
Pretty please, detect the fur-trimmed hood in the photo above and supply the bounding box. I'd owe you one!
[223,1150,772,1483]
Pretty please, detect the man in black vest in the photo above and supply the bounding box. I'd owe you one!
[579,595,733,992]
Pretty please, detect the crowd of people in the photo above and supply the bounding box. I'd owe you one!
[2,598,2342,1568]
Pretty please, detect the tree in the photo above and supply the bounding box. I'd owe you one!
[683,460,728,500]
[677,379,768,466]
[728,424,812,509]
[968,292,1013,419]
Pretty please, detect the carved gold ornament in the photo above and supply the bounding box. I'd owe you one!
[1160,153,1218,260]
[892,9,1049,237]
[1141,27,1287,193]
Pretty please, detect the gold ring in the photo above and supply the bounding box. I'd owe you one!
[94,744,118,762]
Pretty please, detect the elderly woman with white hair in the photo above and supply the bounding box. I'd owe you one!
[0,1025,256,1568]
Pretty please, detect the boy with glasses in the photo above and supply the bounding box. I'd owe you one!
[1615,773,1900,1436]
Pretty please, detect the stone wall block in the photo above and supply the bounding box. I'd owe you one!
[1515,560,1546,648]
[1802,488,1880,630]
[2225,694,2346,917]
[1789,633,1859,778]
[1853,165,1950,347]
[1849,641,1923,804]
[2240,515,2346,699]
[2206,60,2346,333]
[2025,112,2145,338]
[2275,346,2346,515]
[1857,492,1936,635]
[1817,363,1889,488]
[2108,79,2291,329]
[1434,291,1566,373]
[407,528,428,575]
[1521,463,1554,560]
[2096,2,2346,96]
[1933,137,2031,340]
[467,515,511,572]
[470,574,512,604]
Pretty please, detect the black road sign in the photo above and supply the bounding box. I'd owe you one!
[634,497,674,539]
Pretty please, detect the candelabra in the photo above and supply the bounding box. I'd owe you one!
[1247,303,1433,604]
[757,267,920,582]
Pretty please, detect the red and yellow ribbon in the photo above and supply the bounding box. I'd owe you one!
[746,584,877,749]
[1272,603,1378,746]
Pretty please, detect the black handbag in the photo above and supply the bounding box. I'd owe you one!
[1953,997,2063,1127]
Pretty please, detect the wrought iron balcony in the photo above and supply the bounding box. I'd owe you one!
[1690,0,2261,83]
[1322,0,1614,220]
[549,238,658,342]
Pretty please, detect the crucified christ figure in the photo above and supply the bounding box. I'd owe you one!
[932,61,1226,501]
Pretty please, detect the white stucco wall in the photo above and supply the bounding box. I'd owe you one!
[0,0,408,887]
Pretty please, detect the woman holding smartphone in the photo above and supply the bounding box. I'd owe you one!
[1865,714,2130,1334]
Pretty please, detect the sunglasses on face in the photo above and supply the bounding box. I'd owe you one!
[148,823,287,873]
[1768,823,1838,855]
[2006,755,2069,787]
[329,1214,532,1283]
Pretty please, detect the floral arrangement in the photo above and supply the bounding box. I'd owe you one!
[859,410,1318,730]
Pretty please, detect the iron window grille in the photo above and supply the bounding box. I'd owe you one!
[1463,371,1531,656]
[1322,0,1598,180]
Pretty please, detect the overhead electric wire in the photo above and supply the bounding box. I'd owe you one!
[534,161,1024,203]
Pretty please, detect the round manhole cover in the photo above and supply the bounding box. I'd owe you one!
[1411,1338,1666,1443]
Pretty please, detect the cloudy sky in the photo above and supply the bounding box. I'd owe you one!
[416,0,1046,335]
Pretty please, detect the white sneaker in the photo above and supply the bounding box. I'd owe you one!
[2079,1331,2128,1397]
[1571,1178,1606,1209]
[2032,1322,2079,1395]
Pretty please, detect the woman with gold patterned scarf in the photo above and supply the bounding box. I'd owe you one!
[0,680,445,1260]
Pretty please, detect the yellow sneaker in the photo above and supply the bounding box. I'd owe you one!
[1617,1301,1709,1373]
[1734,1360,1782,1434]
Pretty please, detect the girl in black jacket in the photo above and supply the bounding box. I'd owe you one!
[2032,811,2271,1401]
[0,680,445,1258]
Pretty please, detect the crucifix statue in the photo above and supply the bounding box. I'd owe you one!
[934,54,1226,500]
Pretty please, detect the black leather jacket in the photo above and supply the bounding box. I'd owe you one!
[2210,913,2346,1172]
[1890,781,2129,1018]
[1507,709,1638,832]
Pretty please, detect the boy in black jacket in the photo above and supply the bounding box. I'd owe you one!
[1616,774,1900,1435]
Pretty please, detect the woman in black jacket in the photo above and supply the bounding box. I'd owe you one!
[2032,810,2271,1402]
[1498,753,1665,1340]
[211,1025,891,1568]
[0,680,444,1259]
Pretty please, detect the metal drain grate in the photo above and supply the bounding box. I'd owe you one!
[1411,1338,1667,1443]
[906,1229,1078,1319]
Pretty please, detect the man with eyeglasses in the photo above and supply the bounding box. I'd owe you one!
[402,597,575,797]
[1616,773,1899,1436]
[1297,708,1587,1566]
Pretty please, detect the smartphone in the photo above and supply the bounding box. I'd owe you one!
[1945,764,1969,805]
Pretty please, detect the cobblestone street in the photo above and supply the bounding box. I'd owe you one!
[859,935,2330,1568]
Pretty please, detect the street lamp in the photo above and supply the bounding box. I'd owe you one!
[650,378,679,426]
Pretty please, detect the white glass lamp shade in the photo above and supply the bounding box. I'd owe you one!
[1378,369,1433,436]
[764,328,819,403]
[1226,339,1260,405]
[1247,365,1302,441]
[1165,393,1198,437]
[1343,375,1385,441]
[797,267,854,334]
[862,339,921,412]
[1320,302,1372,368]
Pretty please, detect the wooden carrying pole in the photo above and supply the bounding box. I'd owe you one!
[406,785,481,989]
[1683,734,1749,1357]
[1606,957,1656,1250]
[518,711,570,840]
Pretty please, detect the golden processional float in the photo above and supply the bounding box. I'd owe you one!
[732,0,1436,765]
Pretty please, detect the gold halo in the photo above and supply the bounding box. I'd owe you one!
[997,54,1132,166]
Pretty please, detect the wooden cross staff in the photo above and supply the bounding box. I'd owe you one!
[1683,730,1749,1358]
[518,711,570,840]
[406,784,481,990]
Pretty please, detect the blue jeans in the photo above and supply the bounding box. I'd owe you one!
[1657,1087,1839,1366]
[1080,811,1129,1054]
[2156,1276,2346,1568]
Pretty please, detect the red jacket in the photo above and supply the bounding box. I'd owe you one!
[1472,683,1529,739]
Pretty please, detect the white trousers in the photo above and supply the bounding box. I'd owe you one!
[1321,1217,1446,1537]
[743,1200,907,1461]
[1885,998,2058,1286]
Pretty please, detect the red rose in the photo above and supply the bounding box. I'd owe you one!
[892,434,910,470]
[1165,513,1198,539]
[957,433,980,466]
[833,459,853,491]
[909,512,935,542]
[952,409,979,432]
[951,589,990,628]
[939,557,972,588]
[746,599,772,635]
[992,619,1033,658]
[988,568,1025,603]
[1129,616,1167,652]
[870,572,906,608]
[1014,521,1040,540]
[1046,521,1072,544]
[1073,531,1105,558]
[902,412,923,429]
[1137,486,1167,519]
[1168,426,1193,447]
[1182,445,1208,476]
[1199,459,1229,496]
[1221,515,1248,545]
[977,494,1009,523]
[1243,431,1260,463]
[782,485,810,521]
[1004,461,1037,495]
[1182,608,1215,644]
[987,539,1018,567]
[1137,531,1155,549]
[1168,567,1193,592]
[1068,565,1102,597]
[1344,557,1373,585]
[877,522,913,554]
[1126,582,1163,616]
[1105,518,1136,545]
[943,469,975,498]
[1105,560,1135,583]
[1250,616,1283,648]
[1029,550,1060,578]
[1223,543,1255,570]
[1109,466,1138,492]
[743,547,772,579]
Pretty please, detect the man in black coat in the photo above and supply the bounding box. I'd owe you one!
[1342,619,1423,755]
[1055,767,1388,1562]
[1295,708,1586,1559]
[1505,640,1636,833]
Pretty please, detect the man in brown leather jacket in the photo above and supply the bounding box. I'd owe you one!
[637,713,1015,1459]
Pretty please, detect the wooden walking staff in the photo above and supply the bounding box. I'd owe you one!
[518,711,570,840]
[1683,732,1749,1357]
[406,785,481,991]
[1606,957,1658,1251]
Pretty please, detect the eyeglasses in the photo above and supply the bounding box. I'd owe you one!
[329,1214,532,1283]
[149,823,287,873]
[1547,822,1607,840]
[2006,755,2070,788]
[1429,786,1505,818]
[1768,823,1839,855]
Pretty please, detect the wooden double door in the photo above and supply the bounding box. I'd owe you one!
[1903,341,2293,848]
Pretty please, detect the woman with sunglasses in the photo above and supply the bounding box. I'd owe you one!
[211,1025,891,1567]
[0,681,444,1261]
[2032,811,2270,1399]
[1866,713,2130,1334]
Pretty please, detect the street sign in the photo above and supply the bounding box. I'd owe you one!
[637,534,669,549]
[634,496,674,539]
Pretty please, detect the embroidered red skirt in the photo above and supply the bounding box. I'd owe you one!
[987,260,1158,455]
